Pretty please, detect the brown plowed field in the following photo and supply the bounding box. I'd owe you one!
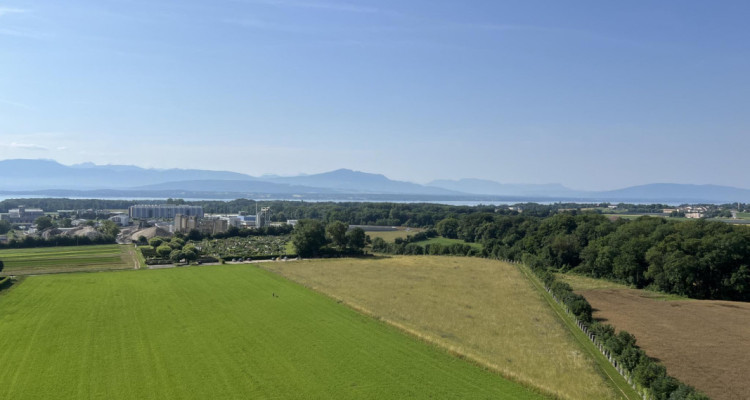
[579,288,750,400]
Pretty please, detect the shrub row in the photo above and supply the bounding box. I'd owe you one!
[0,235,116,249]
[0,276,11,291]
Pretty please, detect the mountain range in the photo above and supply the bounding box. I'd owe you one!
[0,159,748,204]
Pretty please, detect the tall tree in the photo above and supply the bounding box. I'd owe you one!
[35,216,53,231]
[325,221,348,251]
[346,227,366,252]
[291,219,327,257]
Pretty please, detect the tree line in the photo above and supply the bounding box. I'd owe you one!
[438,212,750,301]
[0,234,116,249]
[290,220,367,257]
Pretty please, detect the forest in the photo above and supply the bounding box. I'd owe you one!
[438,212,749,301]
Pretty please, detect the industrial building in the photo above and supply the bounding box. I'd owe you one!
[228,215,257,228]
[174,214,229,235]
[129,205,203,219]
[0,206,45,224]
[174,214,199,233]
[108,214,130,226]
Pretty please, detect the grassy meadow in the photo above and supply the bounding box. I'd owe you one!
[559,273,690,301]
[264,256,619,400]
[0,244,138,275]
[0,265,545,399]
[364,228,423,242]
[411,236,484,251]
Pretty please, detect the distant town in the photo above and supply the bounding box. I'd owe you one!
[0,203,302,245]
[1,200,747,247]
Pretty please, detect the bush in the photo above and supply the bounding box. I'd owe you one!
[0,276,11,290]
[139,246,156,258]
[156,245,173,258]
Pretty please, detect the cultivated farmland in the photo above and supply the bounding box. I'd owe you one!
[264,256,619,399]
[568,275,750,400]
[191,236,290,259]
[0,244,138,275]
[0,265,546,399]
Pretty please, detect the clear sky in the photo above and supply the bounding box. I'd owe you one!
[1,1,748,190]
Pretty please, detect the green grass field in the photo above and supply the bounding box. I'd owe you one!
[412,236,483,251]
[365,228,423,242]
[0,245,137,275]
[0,265,545,399]
[265,256,619,399]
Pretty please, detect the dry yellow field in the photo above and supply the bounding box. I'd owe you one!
[264,256,618,400]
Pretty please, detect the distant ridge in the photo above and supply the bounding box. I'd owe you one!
[264,169,461,195]
[0,159,748,203]
[0,159,254,190]
[135,179,338,194]
[595,183,750,204]
[427,178,582,197]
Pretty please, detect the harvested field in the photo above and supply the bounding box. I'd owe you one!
[264,256,619,400]
[577,286,750,400]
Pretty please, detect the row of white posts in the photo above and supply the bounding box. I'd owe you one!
[502,259,652,400]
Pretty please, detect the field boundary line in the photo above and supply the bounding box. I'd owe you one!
[260,265,557,400]
[514,262,641,400]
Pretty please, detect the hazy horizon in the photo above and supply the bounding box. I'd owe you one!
[3,157,750,193]
[1,1,748,190]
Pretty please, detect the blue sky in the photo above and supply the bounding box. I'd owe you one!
[1,1,748,190]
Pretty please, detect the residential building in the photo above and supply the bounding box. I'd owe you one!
[129,205,204,219]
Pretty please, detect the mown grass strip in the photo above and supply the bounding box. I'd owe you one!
[516,263,642,400]
[0,265,546,399]
[265,256,620,399]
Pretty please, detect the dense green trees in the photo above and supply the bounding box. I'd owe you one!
[436,218,459,239]
[156,245,173,258]
[346,227,366,250]
[291,220,327,257]
[0,220,11,234]
[326,221,348,251]
[292,220,367,257]
[446,212,750,301]
[35,216,53,230]
[99,220,120,237]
